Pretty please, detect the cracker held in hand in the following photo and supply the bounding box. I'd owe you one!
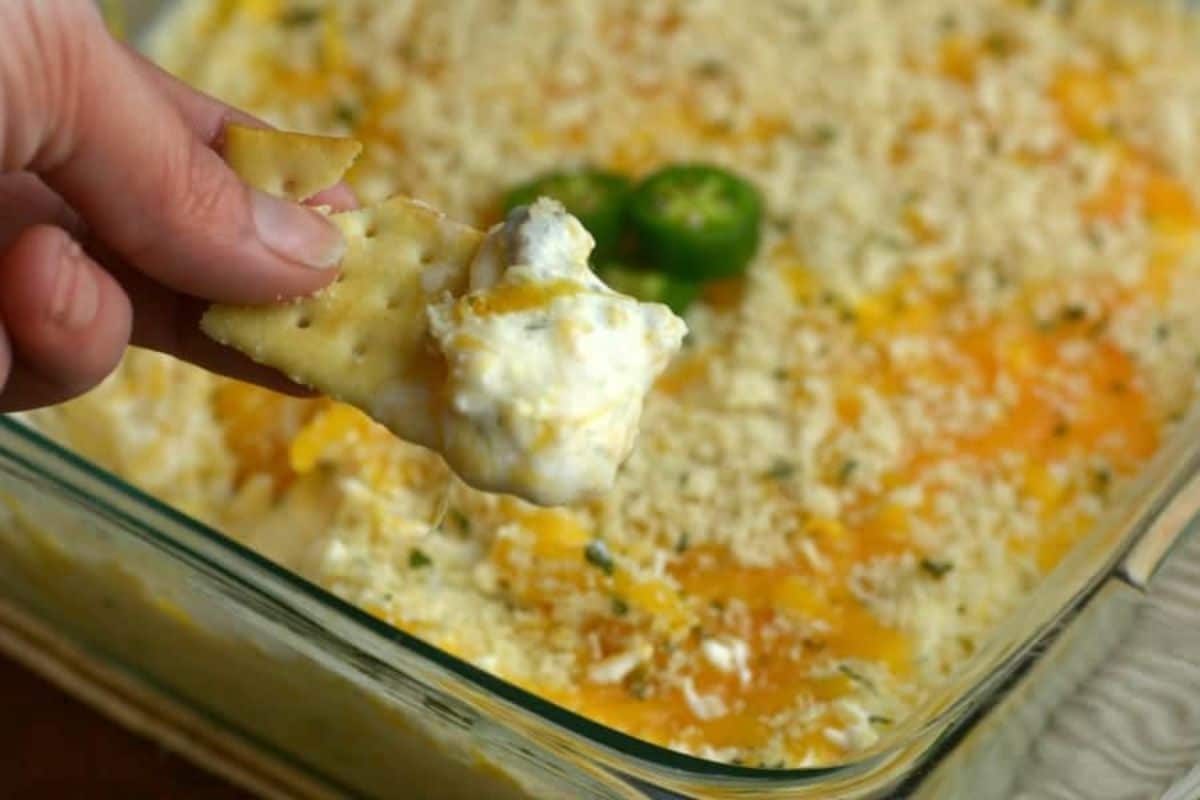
[202,126,687,506]
[203,127,479,449]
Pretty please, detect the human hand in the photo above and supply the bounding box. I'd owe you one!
[0,0,353,412]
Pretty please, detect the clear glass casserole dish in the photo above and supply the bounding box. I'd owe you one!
[2,399,1197,799]
[0,1,1198,797]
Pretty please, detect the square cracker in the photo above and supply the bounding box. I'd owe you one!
[201,128,483,446]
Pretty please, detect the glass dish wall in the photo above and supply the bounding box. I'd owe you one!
[1,400,1195,799]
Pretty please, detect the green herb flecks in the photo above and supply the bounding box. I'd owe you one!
[585,539,616,575]
[763,460,797,481]
[446,509,471,535]
[838,664,877,692]
[280,7,321,27]
[333,102,361,126]
[920,558,954,579]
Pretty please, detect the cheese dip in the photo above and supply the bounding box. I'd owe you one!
[428,199,687,505]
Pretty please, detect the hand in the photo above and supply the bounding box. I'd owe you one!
[0,0,353,412]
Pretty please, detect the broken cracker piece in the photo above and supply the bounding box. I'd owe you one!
[223,125,362,202]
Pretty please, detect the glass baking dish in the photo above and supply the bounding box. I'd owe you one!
[2,400,1197,799]
[0,1,1197,797]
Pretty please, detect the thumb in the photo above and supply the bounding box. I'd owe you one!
[2,0,344,305]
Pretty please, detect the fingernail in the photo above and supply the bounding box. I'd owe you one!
[49,239,99,332]
[252,190,345,270]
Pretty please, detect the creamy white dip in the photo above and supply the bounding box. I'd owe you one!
[426,199,687,506]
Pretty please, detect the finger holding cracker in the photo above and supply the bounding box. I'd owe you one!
[203,127,687,506]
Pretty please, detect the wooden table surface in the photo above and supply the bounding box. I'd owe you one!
[1,651,252,799]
